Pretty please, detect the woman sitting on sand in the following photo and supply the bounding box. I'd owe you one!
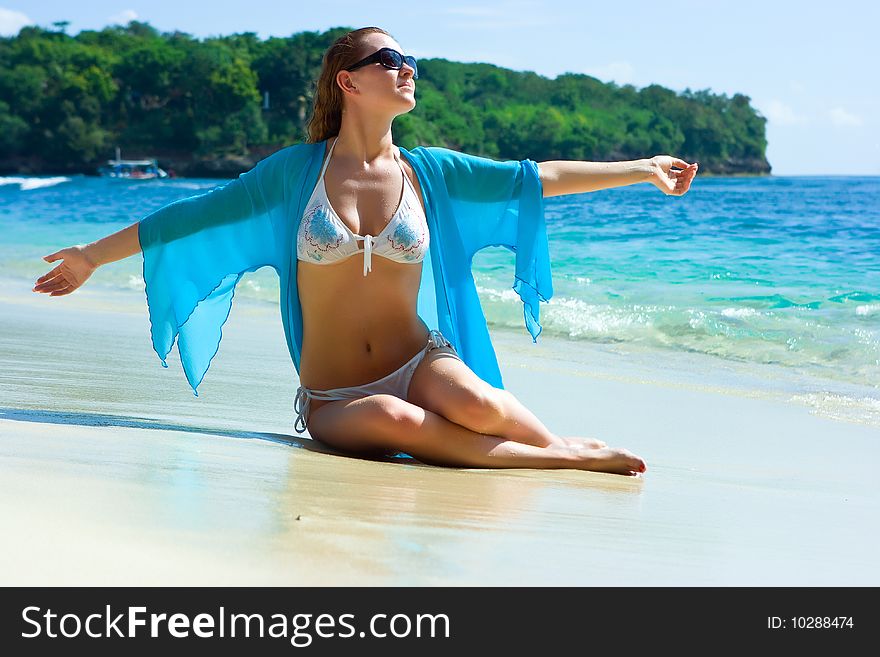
[32,27,696,475]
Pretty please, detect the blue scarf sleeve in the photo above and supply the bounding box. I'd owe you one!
[137,148,291,396]
[404,146,553,389]
[426,147,553,343]
[137,140,552,396]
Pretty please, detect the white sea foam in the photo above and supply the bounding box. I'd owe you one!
[0,176,71,190]
[476,285,520,302]
[856,303,880,317]
[721,307,760,318]
[476,285,655,338]
[790,392,880,428]
[545,296,650,335]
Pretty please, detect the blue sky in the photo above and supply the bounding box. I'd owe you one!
[4,1,878,175]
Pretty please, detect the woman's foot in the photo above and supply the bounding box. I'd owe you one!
[571,445,647,476]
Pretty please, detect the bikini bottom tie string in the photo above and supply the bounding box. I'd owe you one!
[294,386,311,433]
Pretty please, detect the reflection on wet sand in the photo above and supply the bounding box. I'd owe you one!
[1,409,643,585]
[267,439,644,584]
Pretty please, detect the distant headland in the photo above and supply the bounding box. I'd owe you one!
[0,22,771,177]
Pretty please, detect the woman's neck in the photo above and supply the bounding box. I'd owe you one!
[333,119,396,167]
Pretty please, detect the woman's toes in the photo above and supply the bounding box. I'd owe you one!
[616,448,646,474]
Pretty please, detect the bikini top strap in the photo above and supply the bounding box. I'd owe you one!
[394,148,418,197]
[319,137,338,180]
[323,139,416,200]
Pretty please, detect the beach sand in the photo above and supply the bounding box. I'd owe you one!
[1,280,877,585]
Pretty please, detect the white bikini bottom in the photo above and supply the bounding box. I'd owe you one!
[293,329,460,434]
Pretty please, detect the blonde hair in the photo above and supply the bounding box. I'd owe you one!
[305,27,394,143]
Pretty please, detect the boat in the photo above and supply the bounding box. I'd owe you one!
[98,147,169,179]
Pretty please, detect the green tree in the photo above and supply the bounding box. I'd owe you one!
[0,22,769,174]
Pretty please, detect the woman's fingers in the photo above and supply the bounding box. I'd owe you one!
[33,274,63,292]
[33,246,96,296]
[35,264,62,285]
[33,272,65,291]
[652,156,698,196]
[664,170,694,195]
[49,285,74,297]
[653,157,697,196]
[37,276,72,294]
[675,166,696,183]
[674,174,695,195]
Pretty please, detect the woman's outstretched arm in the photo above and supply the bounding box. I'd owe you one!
[538,156,698,197]
[32,141,300,300]
[83,221,142,266]
[32,222,141,297]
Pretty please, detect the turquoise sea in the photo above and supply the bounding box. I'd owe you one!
[2,173,878,423]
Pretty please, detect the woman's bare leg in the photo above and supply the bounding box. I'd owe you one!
[490,389,609,450]
[447,389,611,451]
[307,393,645,475]
[407,351,611,451]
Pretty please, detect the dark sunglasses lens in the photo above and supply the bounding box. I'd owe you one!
[376,49,418,79]
[380,49,402,68]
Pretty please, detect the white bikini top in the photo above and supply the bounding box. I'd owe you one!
[297,137,429,276]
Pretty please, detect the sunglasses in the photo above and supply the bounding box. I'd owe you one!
[345,47,419,79]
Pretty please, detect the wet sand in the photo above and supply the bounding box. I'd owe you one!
[1,283,877,585]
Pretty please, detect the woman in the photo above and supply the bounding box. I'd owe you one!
[32,27,697,475]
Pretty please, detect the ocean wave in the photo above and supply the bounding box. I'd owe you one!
[829,291,880,304]
[474,283,878,387]
[720,307,761,318]
[706,294,822,309]
[789,393,880,428]
[0,176,71,191]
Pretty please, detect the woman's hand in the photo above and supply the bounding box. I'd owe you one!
[647,156,698,196]
[32,246,99,297]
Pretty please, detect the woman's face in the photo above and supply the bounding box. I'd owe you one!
[338,36,417,114]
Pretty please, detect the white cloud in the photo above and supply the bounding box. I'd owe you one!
[756,99,809,126]
[583,61,637,86]
[0,7,33,36]
[108,9,139,25]
[829,106,863,127]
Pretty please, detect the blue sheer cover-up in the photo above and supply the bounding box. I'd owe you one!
[137,139,554,396]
